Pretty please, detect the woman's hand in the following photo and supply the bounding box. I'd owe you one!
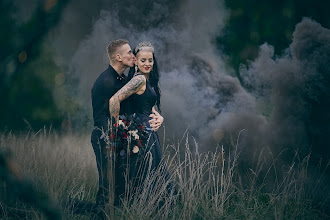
[149,108,164,132]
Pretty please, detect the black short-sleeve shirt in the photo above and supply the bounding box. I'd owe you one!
[91,65,128,129]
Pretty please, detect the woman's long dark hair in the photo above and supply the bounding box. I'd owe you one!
[128,51,161,112]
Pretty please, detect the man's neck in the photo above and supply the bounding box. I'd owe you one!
[110,62,126,76]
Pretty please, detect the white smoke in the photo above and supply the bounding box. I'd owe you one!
[53,0,330,161]
[61,0,261,149]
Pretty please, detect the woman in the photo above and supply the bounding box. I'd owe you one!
[109,41,170,199]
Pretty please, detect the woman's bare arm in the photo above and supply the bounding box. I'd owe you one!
[109,75,146,122]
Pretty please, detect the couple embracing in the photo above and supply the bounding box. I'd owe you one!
[91,39,172,216]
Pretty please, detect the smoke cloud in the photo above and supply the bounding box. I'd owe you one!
[52,0,329,161]
[240,18,330,160]
[59,0,243,143]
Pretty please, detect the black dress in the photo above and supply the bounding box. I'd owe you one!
[116,74,168,200]
[129,75,163,167]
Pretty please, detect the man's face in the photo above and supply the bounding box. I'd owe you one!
[119,44,135,68]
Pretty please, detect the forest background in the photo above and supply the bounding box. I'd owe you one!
[2,0,329,133]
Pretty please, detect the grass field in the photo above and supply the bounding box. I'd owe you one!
[0,129,329,219]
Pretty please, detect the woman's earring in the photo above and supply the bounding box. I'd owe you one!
[135,65,138,73]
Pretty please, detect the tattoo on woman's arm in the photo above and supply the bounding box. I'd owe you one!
[109,75,145,121]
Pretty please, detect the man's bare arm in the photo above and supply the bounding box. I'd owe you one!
[109,75,146,122]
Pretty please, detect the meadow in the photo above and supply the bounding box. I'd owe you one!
[0,129,329,219]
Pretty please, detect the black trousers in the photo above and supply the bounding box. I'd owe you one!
[91,128,126,207]
[91,127,176,208]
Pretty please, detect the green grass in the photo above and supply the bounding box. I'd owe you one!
[0,129,328,219]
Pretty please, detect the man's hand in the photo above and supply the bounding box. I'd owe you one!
[149,108,164,132]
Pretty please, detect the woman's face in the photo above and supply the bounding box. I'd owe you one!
[135,50,154,74]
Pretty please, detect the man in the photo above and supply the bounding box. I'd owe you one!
[91,39,163,214]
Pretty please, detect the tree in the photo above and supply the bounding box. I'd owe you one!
[0,0,69,131]
[219,0,330,75]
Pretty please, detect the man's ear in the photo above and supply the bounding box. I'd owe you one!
[115,54,122,62]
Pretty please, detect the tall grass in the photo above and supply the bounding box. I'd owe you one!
[0,129,328,219]
[0,129,97,219]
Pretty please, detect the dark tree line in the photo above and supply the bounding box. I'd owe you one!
[1,0,330,131]
[0,0,69,131]
[218,0,330,75]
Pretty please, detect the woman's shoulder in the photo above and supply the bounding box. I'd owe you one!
[132,74,147,81]
[127,74,146,86]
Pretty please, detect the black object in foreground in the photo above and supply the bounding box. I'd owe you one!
[0,148,62,220]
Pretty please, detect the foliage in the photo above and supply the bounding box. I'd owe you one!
[218,0,330,75]
[2,0,330,131]
[0,0,69,131]
[103,114,153,156]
